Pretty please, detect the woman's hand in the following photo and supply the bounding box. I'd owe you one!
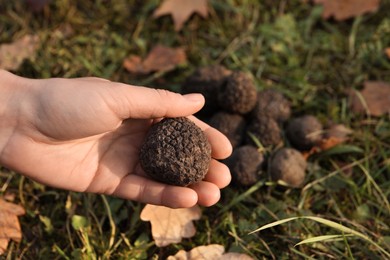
[0,71,232,208]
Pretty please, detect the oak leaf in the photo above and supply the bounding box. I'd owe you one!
[385,48,390,59]
[0,34,40,71]
[153,0,209,31]
[140,204,201,247]
[123,45,186,74]
[167,244,254,260]
[314,0,380,21]
[349,81,390,116]
[0,198,25,255]
[302,124,352,159]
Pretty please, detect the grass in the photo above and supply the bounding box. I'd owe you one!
[1,0,390,259]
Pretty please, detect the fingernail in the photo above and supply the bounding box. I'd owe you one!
[184,93,204,103]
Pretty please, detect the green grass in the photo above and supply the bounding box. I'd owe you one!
[1,0,390,259]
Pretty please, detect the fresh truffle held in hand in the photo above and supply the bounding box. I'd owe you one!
[139,117,212,186]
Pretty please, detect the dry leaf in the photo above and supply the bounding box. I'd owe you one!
[123,45,186,75]
[26,0,52,11]
[314,0,380,21]
[167,244,254,260]
[385,48,390,59]
[349,81,390,116]
[140,204,201,247]
[303,124,352,159]
[0,198,25,255]
[0,34,40,71]
[153,0,209,31]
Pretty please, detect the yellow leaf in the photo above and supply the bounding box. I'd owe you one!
[140,204,201,247]
[0,34,40,71]
[153,0,209,31]
[167,244,254,260]
[0,198,25,255]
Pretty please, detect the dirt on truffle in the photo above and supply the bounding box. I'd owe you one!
[181,65,232,116]
[139,117,211,186]
[286,115,323,151]
[246,115,282,147]
[270,148,307,188]
[251,89,291,124]
[209,112,246,148]
[218,71,258,114]
[225,145,264,186]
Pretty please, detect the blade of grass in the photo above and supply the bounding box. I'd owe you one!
[250,216,390,258]
[295,234,353,246]
[220,180,265,213]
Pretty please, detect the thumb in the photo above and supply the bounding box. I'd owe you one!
[113,84,205,119]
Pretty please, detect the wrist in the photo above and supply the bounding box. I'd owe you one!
[0,70,30,162]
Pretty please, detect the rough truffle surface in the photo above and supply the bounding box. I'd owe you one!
[139,117,212,186]
[251,89,291,124]
[270,148,307,188]
[246,115,282,147]
[286,115,323,151]
[225,145,264,186]
[209,112,246,148]
[218,71,258,114]
[181,65,232,116]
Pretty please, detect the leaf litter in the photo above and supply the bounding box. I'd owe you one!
[140,204,201,247]
[0,198,25,255]
[153,0,209,31]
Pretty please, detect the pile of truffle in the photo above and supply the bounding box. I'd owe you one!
[181,65,324,188]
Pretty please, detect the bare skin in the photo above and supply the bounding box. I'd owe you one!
[0,70,232,208]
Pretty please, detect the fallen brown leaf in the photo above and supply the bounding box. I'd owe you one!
[302,124,352,159]
[26,0,52,12]
[140,204,201,247]
[153,0,209,31]
[385,48,390,59]
[123,45,186,75]
[167,244,254,260]
[0,34,40,71]
[314,0,380,21]
[0,198,25,255]
[349,81,390,116]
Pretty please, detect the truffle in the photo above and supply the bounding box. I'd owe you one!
[209,112,246,148]
[225,145,264,186]
[251,89,291,124]
[218,71,258,114]
[286,115,323,151]
[181,65,232,116]
[270,148,307,188]
[139,117,212,186]
[246,115,282,147]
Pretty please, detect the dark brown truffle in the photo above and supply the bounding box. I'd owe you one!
[246,115,282,147]
[251,89,291,124]
[270,148,307,188]
[209,112,246,148]
[139,117,212,186]
[286,115,323,151]
[218,71,258,114]
[225,145,264,186]
[181,65,232,116]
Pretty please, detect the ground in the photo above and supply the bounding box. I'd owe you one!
[0,0,389,259]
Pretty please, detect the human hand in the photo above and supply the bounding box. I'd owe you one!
[0,71,232,208]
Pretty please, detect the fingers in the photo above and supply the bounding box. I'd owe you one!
[188,181,221,207]
[111,174,198,208]
[189,116,233,160]
[110,158,229,208]
[203,159,231,189]
[113,84,205,119]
